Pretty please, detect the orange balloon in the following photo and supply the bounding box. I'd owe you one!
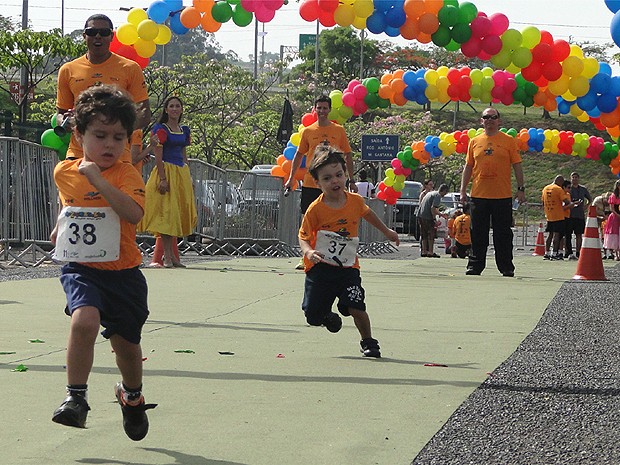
[418,13,439,35]
[607,125,620,138]
[271,166,285,177]
[180,6,201,28]
[533,91,547,106]
[294,168,306,181]
[417,31,433,44]
[392,69,405,80]
[193,0,214,13]
[380,73,393,84]
[378,84,394,99]
[544,99,557,112]
[392,92,408,106]
[281,159,292,175]
[423,0,443,15]
[277,154,286,165]
[600,110,620,129]
[201,11,222,33]
[390,78,407,93]
[403,0,425,19]
[400,18,419,40]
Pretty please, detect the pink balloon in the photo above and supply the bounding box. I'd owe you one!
[353,100,368,115]
[503,78,517,93]
[477,51,492,61]
[391,158,402,169]
[342,91,356,107]
[255,6,276,22]
[470,16,491,38]
[353,84,368,99]
[481,35,502,55]
[347,79,362,92]
[489,13,509,36]
[241,0,257,12]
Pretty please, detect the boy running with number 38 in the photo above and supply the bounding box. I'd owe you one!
[50,85,155,440]
[298,146,399,358]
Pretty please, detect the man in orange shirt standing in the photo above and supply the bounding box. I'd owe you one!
[542,175,568,260]
[459,108,525,277]
[56,14,151,162]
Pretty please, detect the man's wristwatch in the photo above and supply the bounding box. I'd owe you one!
[517,186,525,192]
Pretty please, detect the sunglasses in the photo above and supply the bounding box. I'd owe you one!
[84,27,112,37]
[481,114,499,120]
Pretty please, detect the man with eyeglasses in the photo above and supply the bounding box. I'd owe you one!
[459,108,525,277]
[56,14,151,162]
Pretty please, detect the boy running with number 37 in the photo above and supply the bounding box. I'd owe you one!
[298,146,400,358]
[50,85,155,440]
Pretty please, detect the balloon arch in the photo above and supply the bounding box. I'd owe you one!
[41,0,620,202]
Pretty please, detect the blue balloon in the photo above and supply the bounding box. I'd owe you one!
[611,10,620,48]
[147,0,171,24]
[590,73,612,95]
[557,100,571,115]
[586,106,601,118]
[384,25,401,37]
[606,0,620,13]
[424,142,434,153]
[402,70,417,86]
[425,135,434,143]
[366,11,387,34]
[283,146,296,160]
[576,91,597,111]
[403,86,417,101]
[169,12,189,34]
[385,6,407,28]
[610,76,620,97]
[413,78,428,93]
[415,94,429,105]
[163,0,183,11]
[599,62,613,76]
[598,93,619,113]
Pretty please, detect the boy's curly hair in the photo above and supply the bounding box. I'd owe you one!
[74,84,137,139]
[308,144,346,180]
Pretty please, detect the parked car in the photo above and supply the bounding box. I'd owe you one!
[393,180,422,238]
[196,179,242,218]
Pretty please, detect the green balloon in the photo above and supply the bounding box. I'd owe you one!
[513,87,526,102]
[51,113,58,127]
[445,39,460,52]
[377,97,390,109]
[212,1,233,23]
[365,77,380,94]
[522,95,534,108]
[457,2,478,24]
[438,5,459,27]
[41,128,64,150]
[524,82,538,96]
[57,144,68,161]
[451,23,471,44]
[232,5,252,27]
[364,92,379,109]
[431,25,451,47]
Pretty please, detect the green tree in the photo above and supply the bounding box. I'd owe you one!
[0,28,84,123]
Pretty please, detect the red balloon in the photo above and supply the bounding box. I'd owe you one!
[521,61,542,82]
[532,43,552,63]
[447,68,461,84]
[539,30,554,45]
[551,39,570,62]
[461,36,482,58]
[155,128,168,143]
[470,15,491,38]
[458,75,472,90]
[317,0,338,12]
[299,0,319,21]
[318,8,336,27]
[542,61,562,81]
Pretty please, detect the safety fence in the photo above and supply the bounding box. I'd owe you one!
[1,138,397,267]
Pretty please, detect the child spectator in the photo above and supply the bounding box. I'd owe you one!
[298,146,399,358]
[50,85,156,440]
[453,203,472,258]
[446,209,460,255]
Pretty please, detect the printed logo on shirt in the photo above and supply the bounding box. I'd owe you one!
[84,191,102,201]
[484,146,494,155]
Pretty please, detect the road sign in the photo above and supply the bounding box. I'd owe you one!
[299,34,316,52]
[361,134,400,161]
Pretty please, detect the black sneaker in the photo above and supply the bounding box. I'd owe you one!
[360,338,381,358]
[52,395,90,428]
[323,312,342,333]
[115,383,157,441]
[543,254,551,260]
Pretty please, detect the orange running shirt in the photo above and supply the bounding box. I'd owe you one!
[542,183,566,222]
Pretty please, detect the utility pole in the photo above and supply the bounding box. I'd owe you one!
[359,29,364,80]
[19,0,28,128]
[314,20,319,99]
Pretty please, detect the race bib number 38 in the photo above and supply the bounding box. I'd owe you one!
[315,230,359,267]
[53,206,121,262]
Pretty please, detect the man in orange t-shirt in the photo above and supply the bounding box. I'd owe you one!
[542,175,568,260]
[459,108,525,277]
[56,14,151,162]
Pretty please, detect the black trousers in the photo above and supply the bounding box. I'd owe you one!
[467,197,514,274]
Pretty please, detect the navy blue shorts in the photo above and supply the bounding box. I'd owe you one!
[302,263,366,326]
[60,263,149,344]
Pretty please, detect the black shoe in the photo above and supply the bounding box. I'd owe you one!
[115,383,157,441]
[360,338,381,358]
[52,395,90,428]
[502,272,515,277]
[543,254,551,260]
[323,312,342,333]
[465,269,481,275]
[429,253,440,258]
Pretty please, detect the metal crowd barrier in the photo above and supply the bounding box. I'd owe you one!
[1,139,397,267]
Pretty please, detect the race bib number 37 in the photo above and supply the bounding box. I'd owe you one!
[315,230,359,267]
[53,206,121,262]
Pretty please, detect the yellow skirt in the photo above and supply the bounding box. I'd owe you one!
[139,163,197,237]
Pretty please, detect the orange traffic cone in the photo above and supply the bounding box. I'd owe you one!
[532,222,546,256]
[573,206,607,281]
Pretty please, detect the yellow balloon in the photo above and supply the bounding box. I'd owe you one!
[334,4,355,27]
[436,66,449,77]
[568,76,589,97]
[470,69,483,84]
[577,112,590,122]
[154,25,172,45]
[424,69,438,85]
[134,38,156,58]
[547,75,570,96]
[127,7,148,26]
[569,44,584,58]
[395,174,406,184]
[570,104,583,117]
[353,0,374,18]
[116,23,139,46]
[137,19,159,41]
[352,16,366,30]
[436,76,449,92]
[425,86,439,100]
[290,132,301,146]
[582,57,599,79]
